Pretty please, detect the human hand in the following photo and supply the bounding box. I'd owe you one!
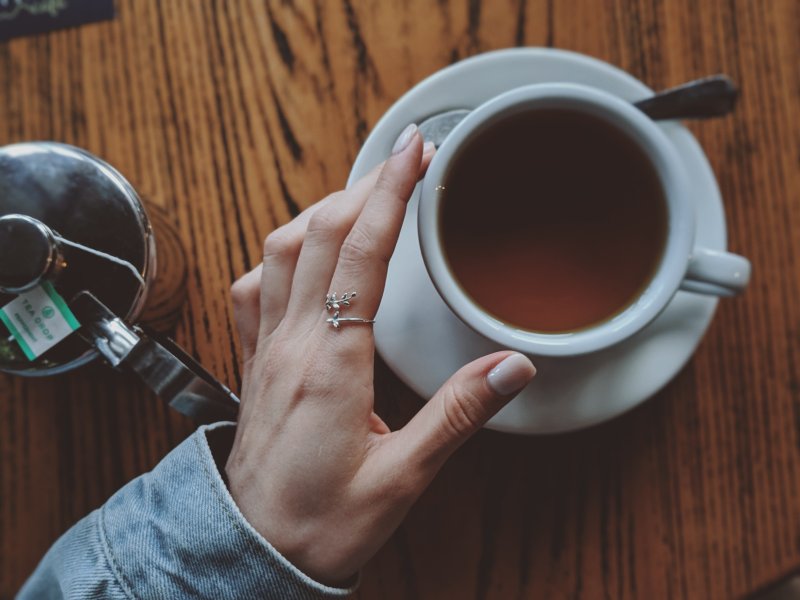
[225,125,536,585]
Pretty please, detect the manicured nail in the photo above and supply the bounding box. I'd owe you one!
[392,123,418,155]
[486,353,536,396]
[422,141,436,154]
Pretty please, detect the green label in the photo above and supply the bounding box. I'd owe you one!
[0,282,80,360]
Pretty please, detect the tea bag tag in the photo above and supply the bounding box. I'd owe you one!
[0,282,80,360]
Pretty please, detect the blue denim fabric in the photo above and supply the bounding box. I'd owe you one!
[18,422,356,599]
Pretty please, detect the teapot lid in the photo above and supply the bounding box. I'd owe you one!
[0,142,154,375]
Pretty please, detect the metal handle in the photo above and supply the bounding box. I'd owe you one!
[632,75,739,120]
[71,291,239,423]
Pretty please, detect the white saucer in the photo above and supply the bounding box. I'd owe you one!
[348,48,726,434]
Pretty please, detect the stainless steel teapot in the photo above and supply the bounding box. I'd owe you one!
[0,142,238,423]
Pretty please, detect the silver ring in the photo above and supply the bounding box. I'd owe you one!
[325,291,375,329]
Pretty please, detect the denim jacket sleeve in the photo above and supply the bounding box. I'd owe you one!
[18,422,356,599]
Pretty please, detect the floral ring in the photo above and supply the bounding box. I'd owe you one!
[324,291,375,329]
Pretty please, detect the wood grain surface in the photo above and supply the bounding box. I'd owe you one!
[1,1,798,598]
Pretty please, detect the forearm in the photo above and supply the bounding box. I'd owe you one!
[18,423,356,600]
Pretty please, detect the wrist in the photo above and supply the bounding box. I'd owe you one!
[225,449,359,588]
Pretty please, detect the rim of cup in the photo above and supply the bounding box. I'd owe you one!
[418,83,694,357]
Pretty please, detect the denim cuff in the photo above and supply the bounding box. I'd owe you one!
[100,422,356,599]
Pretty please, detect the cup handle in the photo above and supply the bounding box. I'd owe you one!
[680,246,751,297]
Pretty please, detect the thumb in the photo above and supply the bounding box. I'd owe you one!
[392,351,536,475]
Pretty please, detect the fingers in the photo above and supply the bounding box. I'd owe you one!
[239,144,434,343]
[389,352,536,477]
[230,265,263,361]
[245,144,433,340]
[259,193,337,337]
[285,134,434,325]
[257,167,397,337]
[234,187,346,351]
[325,126,425,329]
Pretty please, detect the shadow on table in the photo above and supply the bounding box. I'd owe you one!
[748,573,800,600]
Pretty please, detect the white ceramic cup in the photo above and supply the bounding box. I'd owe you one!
[418,83,751,357]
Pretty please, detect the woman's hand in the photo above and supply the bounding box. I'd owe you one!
[225,125,536,585]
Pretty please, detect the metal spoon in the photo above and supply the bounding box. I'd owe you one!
[419,74,738,147]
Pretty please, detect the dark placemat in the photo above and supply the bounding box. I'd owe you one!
[0,0,114,42]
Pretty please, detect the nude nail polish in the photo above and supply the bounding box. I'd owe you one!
[486,353,536,396]
[392,124,418,155]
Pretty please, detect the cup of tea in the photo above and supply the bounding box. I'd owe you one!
[418,83,751,357]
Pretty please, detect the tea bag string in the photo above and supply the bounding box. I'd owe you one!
[53,234,146,287]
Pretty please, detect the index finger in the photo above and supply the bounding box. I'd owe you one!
[324,125,425,328]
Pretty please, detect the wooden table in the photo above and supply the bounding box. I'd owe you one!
[1,1,798,598]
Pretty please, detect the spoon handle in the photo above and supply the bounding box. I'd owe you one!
[634,74,739,120]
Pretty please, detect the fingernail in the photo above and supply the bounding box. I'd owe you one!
[486,353,536,396]
[422,141,436,154]
[392,123,418,155]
